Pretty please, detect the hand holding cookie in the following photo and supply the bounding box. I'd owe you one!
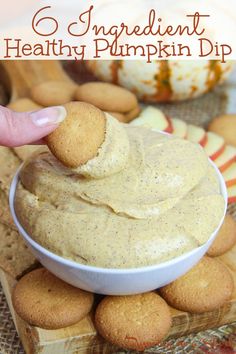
[0,105,66,147]
[45,102,106,168]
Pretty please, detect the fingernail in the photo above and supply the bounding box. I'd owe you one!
[30,106,66,127]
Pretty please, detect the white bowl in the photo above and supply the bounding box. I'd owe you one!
[10,161,227,295]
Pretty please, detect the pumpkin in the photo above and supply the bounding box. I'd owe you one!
[86,60,234,102]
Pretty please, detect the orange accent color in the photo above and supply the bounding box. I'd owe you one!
[165,116,174,133]
[206,60,222,91]
[226,179,236,187]
[153,61,172,102]
[199,134,208,147]
[228,196,236,204]
[219,157,236,173]
[210,144,226,161]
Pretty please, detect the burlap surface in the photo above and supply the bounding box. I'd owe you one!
[1,62,236,353]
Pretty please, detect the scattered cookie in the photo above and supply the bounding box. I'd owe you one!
[12,268,94,329]
[95,292,171,351]
[207,215,236,257]
[216,258,236,299]
[108,105,141,123]
[46,102,106,168]
[75,82,138,113]
[31,80,76,107]
[107,111,126,123]
[159,257,233,313]
[124,105,141,123]
[0,222,37,279]
[208,114,236,147]
[8,98,42,112]
[227,267,236,299]
[219,242,236,272]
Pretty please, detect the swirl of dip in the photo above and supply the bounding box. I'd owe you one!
[75,114,130,179]
[15,125,225,269]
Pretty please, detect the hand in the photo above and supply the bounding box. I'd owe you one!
[0,105,66,147]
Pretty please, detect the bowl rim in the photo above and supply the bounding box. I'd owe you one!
[9,159,228,275]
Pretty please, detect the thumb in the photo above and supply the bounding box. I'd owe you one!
[0,105,66,147]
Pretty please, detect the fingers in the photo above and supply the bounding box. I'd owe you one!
[0,105,66,147]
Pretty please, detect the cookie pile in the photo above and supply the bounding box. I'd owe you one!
[8,80,141,124]
[74,82,140,123]
[8,98,42,112]
[159,257,233,314]
[31,81,76,107]
[12,268,94,329]
[95,292,172,351]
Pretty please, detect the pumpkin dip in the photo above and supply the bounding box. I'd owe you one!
[15,115,225,268]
